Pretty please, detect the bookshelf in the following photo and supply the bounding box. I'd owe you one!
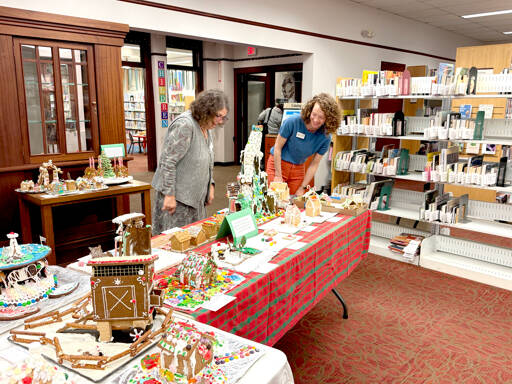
[332,56,512,290]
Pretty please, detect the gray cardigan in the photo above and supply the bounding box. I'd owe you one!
[152,111,214,209]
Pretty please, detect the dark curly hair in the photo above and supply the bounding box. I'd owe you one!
[190,89,229,127]
[301,93,341,134]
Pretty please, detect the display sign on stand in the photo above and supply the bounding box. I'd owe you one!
[216,209,258,246]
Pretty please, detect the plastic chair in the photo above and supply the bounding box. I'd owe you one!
[128,131,143,154]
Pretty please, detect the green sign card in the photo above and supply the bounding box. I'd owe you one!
[216,208,258,246]
[101,143,125,158]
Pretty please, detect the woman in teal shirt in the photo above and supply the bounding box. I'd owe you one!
[267,93,341,195]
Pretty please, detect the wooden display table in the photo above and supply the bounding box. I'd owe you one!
[17,180,151,265]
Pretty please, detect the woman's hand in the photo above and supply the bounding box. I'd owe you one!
[273,175,283,183]
[162,195,177,214]
[295,186,306,196]
[206,184,215,205]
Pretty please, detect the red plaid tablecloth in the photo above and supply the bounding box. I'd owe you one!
[185,210,372,346]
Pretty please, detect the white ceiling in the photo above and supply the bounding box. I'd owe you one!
[348,0,512,43]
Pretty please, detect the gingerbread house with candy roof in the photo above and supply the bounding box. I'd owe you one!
[175,252,216,289]
[158,320,215,380]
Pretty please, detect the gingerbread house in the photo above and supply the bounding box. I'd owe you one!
[176,252,217,289]
[305,194,322,217]
[169,230,191,252]
[187,225,206,247]
[284,204,302,227]
[88,213,161,342]
[88,254,160,342]
[113,213,152,256]
[269,181,290,202]
[202,215,224,239]
[158,321,215,380]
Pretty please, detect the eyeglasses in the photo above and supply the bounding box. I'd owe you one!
[215,113,229,122]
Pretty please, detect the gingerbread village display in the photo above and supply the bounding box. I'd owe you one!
[6,217,241,382]
[0,232,64,320]
[9,213,168,371]
[17,153,130,194]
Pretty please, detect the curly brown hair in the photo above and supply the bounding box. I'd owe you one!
[190,89,229,127]
[301,93,341,134]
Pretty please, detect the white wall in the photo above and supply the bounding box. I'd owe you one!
[203,42,235,163]
[6,0,481,184]
[231,45,304,68]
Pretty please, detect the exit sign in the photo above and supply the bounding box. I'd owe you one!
[247,46,257,56]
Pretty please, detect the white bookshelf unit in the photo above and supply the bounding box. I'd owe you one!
[333,88,512,290]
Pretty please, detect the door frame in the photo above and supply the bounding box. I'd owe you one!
[233,63,302,163]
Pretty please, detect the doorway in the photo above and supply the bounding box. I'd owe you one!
[122,31,155,172]
[234,63,302,164]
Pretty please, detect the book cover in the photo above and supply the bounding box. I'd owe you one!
[362,70,378,85]
[478,104,493,119]
[459,104,472,119]
[437,63,454,85]
[473,110,485,140]
[466,143,480,154]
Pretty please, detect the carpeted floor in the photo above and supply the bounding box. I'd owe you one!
[274,253,512,384]
[129,157,512,383]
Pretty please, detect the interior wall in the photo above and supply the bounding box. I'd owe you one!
[203,42,235,163]
[231,46,303,69]
[5,0,481,184]
[5,0,479,96]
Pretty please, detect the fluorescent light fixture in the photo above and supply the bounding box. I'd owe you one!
[503,31,512,34]
[462,9,512,18]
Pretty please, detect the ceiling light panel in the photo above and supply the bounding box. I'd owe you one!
[462,9,512,18]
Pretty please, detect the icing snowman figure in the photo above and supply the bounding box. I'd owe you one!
[4,232,22,262]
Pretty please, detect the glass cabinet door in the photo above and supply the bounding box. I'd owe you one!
[16,39,97,160]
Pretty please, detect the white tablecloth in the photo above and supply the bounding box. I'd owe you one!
[0,313,293,384]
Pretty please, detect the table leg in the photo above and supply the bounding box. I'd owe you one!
[41,206,56,265]
[331,288,348,319]
[18,195,32,244]
[115,196,126,216]
[142,190,151,225]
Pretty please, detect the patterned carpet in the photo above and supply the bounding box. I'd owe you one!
[274,254,512,384]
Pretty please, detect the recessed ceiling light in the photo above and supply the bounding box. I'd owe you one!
[462,9,512,18]
[503,31,512,34]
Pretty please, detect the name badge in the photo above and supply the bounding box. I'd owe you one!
[296,132,305,139]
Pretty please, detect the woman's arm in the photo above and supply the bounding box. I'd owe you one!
[295,153,324,196]
[272,134,288,182]
[158,119,193,213]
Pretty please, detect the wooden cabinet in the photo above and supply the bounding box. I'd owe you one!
[0,6,129,255]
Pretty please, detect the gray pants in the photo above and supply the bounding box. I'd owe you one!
[152,191,207,235]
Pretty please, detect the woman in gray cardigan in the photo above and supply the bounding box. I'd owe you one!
[151,89,229,234]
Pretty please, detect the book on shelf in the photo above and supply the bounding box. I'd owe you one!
[388,234,425,258]
[459,104,472,119]
[465,142,480,154]
[478,104,494,119]
[437,63,454,85]
[362,70,378,84]
[473,110,485,140]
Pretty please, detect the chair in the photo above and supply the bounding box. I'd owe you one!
[128,131,143,154]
